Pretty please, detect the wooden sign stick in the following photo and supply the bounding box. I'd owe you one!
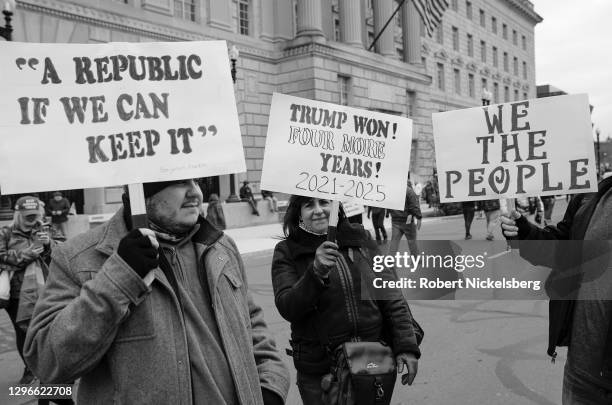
[128,183,149,229]
[128,183,156,284]
[327,200,340,242]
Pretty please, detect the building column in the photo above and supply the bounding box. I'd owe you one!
[339,0,363,47]
[403,0,421,63]
[373,0,396,57]
[296,0,325,38]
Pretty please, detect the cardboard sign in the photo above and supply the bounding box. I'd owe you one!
[261,93,413,210]
[341,200,365,218]
[432,94,597,202]
[0,41,245,194]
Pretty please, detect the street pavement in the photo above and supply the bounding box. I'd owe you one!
[0,199,569,404]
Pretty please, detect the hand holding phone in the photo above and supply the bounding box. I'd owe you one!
[36,230,51,246]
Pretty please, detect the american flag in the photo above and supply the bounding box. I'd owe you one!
[413,0,449,37]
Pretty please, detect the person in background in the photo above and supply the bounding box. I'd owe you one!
[24,179,289,404]
[541,195,556,226]
[367,205,388,244]
[240,181,260,216]
[261,190,279,213]
[413,182,423,201]
[481,199,501,241]
[271,196,420,404]
[389,180,422,255]
[461,201,477,240]
[205,193,226,230]
[0,197,54,385]
[46,192,70,239]
[422,181,434,208]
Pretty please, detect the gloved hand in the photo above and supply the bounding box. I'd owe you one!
[535,212,542,225]
[313,241,341,278]
[117,229,159,277]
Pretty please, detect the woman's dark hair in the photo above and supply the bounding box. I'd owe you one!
[282,195,346,239]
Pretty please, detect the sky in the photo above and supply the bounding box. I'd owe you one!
[533,0,612,140]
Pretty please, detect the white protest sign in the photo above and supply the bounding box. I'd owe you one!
[0,41,245,194]
[433,94,597,203]
[261,93,412,210]
[341,200,365,218]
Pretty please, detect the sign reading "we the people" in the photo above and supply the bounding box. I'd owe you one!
[433,94,597,202]
[0,40,245,194]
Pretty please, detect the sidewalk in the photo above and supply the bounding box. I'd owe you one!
[227,199,568,256]
[227,203,445,256]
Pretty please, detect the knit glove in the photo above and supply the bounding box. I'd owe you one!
[117,229,159,277]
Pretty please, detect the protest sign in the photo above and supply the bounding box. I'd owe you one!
[432,94,597,203]
[261,93,413,210]
[0,41,245,194]
[342,200,365,218]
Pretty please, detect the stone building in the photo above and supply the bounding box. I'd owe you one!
[5,0,542,217]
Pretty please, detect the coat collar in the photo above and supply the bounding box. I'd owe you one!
[96,208,130,256]
[95,207,224,257]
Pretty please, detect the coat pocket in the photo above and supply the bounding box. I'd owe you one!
[114,296,156,342]
[219,269,250,328]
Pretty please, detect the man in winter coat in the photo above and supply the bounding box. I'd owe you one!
[501,176,612,404]
[46,192,71,238]
[389,180,422,255]
[24,179,289,405]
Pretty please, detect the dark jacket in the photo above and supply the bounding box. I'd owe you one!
[271,222,421,374]
[514,176,612,375]
[0,224,53,299]
[240,185,254,200]
[390,186,422,223]
[46,198,71,224]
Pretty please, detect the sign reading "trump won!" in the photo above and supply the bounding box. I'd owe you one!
[261,93,413,210]
[432,94,597,202]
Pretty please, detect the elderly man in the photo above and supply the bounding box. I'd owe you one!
[24,179,289,404]
[0,196,52,385]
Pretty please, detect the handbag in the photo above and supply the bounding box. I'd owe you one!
[321,341,396,405]
[0,269,13,309]
[319,253,409,405]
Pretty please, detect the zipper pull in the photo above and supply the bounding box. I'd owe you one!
[348,248,354,262]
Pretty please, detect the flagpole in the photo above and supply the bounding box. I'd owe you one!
[368,0,408,51]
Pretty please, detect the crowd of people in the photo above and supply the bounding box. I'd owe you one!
[1,174,609,404]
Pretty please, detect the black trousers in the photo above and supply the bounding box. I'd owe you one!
[371,212,387,241]
[5,297,27,365]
